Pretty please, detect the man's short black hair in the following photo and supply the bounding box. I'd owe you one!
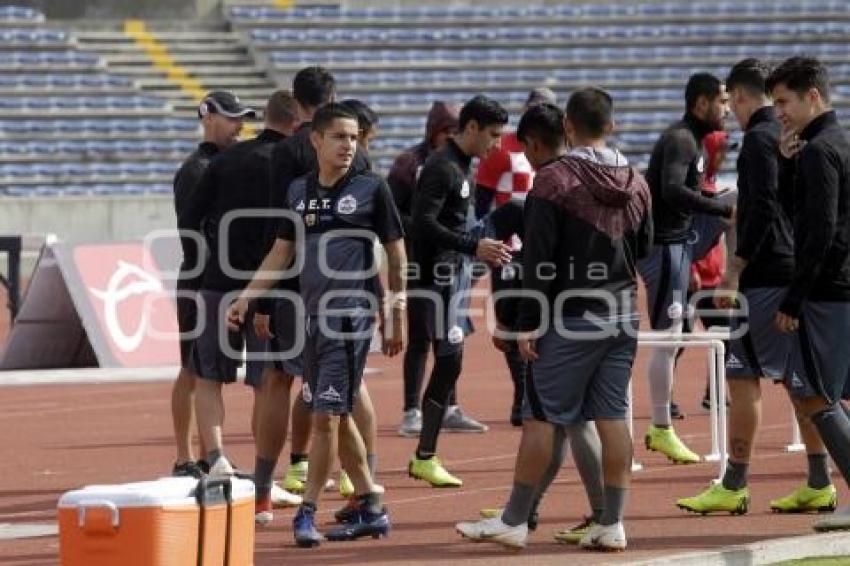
[265,89,299,126]
[766,56,831,103]
[685,72,723,111]
[340,99,379,133]
[566,87,614,138]
[458,95,509,131]
[311,102,358,134]
[516,103,565,150]
[293,66,336,109]
[726,58,772,97]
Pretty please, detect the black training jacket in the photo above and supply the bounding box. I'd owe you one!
[181,129,285,292]
[173,141,219,291]
[411,138,480,286]
[645,113,733,244]
[780,111,850,316]
[735,106,795,289]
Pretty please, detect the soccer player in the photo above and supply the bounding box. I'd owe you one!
[388,101,488,437]
[341,98,379,152]
[474,86,556,218]
[407,95,512,488]
[180,91,307,481]
[456,87,652,551]
[263,67,370,496]
[476,86,557,426]
[639,73,736,464]
[228,103,406,546]
[676,59,836,517]
[171,90,252,478]
[766,57,850,532]
[477,103,607,545]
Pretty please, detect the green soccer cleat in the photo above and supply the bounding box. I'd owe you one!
[676,482,749,515]
[553,516,597,545]
[770,484,837,513]
[645,424,701,464]
[408,456,463,487]
[339,470,355,498]
[283,461,308,494]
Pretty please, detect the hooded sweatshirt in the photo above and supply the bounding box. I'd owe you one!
[387,101,460,242]
[516,147,653,331]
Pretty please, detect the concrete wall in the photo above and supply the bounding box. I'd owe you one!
[0,195,176,244]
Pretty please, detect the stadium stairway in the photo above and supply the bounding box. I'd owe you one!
[75,22,275,122]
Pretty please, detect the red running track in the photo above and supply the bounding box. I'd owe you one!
[0,319,842,565]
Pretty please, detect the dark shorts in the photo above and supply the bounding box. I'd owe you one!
[189,290,243,384]
[638,241,690,330]
[785,301,850,404]
[188,290,266,387]
[727,287,793,381]
[639,192,734,331]
[175,278,200,369]
[302,312,374,415]
[268,296,305,377]
[525,316,639,425]
[408,257,475,358]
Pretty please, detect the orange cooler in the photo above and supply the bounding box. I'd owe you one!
[58,477,254,566]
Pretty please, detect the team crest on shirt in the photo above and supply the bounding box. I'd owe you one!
[305,213,316,226]
[337,194,357,215]
[295,200,305,212]
[696,156,705,173]
[460,180,471,198]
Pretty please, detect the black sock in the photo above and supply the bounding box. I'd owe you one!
[807,453,831,489]
[448,387,458,407]
[254,457,277,500]
[290,453,308,466]
[403,342,429,411]
[301,501,317,512]
[358,492,382,515]
[811,406,850,488]
[502,481,536,527]
[207,449,222,465]
[721,460,749,491]
[599,486,628,526]
[415,450,434,460]
[416,350,463,457]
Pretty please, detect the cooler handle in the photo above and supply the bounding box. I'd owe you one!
[195,477,233,566]
[77,500,120,530]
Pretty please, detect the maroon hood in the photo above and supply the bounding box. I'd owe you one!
[425,101,460,146]
[564,156,645,209]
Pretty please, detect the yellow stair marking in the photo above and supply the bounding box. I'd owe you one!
[123,19,256,137]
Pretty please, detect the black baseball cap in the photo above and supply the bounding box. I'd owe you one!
[198,90,257,119]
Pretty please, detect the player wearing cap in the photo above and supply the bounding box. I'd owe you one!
[170,90,253,479]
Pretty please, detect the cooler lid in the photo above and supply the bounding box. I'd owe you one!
[58,477,254,508]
